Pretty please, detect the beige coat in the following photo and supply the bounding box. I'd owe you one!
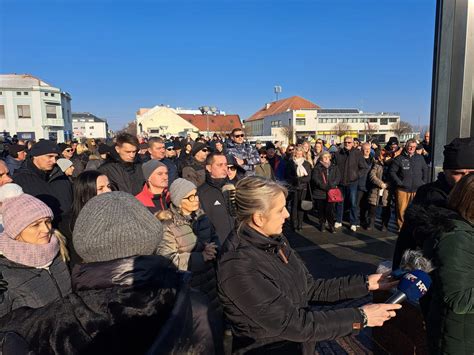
[368,163,391,206]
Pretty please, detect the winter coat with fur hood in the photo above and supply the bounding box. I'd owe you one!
[0,255,194,355]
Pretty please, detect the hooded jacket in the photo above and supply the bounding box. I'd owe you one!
[13,159,73,231]
[218,225,369,354]
[98,149,144,195]
[0,256,195,355]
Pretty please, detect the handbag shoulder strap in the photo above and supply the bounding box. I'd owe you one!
[321,169,327,184]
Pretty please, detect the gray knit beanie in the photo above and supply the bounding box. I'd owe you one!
[73,191,163,263]
[169,178,196,207]
[142,159,167,181]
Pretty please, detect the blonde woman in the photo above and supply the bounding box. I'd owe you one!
[302,141,314,167]
[218,176,401,354]
[0,193,71,317]
[71,143,90,178]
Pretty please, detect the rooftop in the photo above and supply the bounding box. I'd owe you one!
[0,74,52,88]
[246,96,321,122]
[177,113,242,133]
[72,112,107,123]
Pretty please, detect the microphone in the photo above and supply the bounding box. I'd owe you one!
[222,183,237,217]
[389,249,435,280]
[386,269,432,304]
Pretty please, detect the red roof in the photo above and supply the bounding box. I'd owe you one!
[246,96,321,122]
[177,113,242,133]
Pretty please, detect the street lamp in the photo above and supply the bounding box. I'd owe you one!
[199,105,218,137]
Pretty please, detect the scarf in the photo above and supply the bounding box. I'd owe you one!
[320,160,331,169]
[0,233,59,268]
[294,158,308,177]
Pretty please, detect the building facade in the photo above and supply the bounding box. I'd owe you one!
[136,105,241,137]
[0,74,72,142]
[244,96,401,144]
[72,112,109,139]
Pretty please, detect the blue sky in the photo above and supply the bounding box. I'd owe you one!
[0,0,436,130]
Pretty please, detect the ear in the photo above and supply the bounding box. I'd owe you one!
[206,165,212,173]
[115,145,120,154]
[252,212,265,228]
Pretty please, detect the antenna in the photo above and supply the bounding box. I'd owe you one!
[274,85,282,101]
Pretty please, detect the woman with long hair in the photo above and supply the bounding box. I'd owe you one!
[218,176,400,354]
[0,193,71,317]
[69,170,112,265]
[287,147,312,231]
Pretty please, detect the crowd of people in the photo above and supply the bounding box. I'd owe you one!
[0,128,471,354]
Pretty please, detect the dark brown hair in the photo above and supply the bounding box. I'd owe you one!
[115,133,139,148]
[447,172,474,223]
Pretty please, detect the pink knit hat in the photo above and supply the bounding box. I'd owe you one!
[1,194,54,239]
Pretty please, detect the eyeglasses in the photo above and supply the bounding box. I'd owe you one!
[227,166,237,171]
[233,134,245,138]
[183,193,199,202]
[259,155,267,158]
[64,149,73,152]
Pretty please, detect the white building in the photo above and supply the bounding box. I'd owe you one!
[72,112,109,139]
[0,74,72,142]
[244,96,401,144]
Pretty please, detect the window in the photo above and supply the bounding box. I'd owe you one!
[380,118,388,125]
[0,105,5,119]
[17,105,31,118]
[45,92,49,96]
[23,92,28,95]
[46,105,57,118]
[389,118,397,123]
[0,91,3,95]
[369,118,378,123]
[89,126,94,129]
[16,92,21,96]
[296,118,306,126]
[51,93,55,97]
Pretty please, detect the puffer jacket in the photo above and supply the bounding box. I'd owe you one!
[0,255,196,355]
[0,254,72,318]
[389,151,428,192]
[418,208,474,354]
[98,149,144,195]
[367,162,390,206]
[182,158,206,187]
[158,206,220,310]
[218,225,369,354]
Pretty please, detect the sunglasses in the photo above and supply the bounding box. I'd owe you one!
[259,155,267,158]
[233,134,245,138]
[227,166,237,171]
[287,149,294,152]
[201,148,209,153]
[166,148,173,151]
[64,149,73,152]
[344,141,353,144]
[183,193,199,202]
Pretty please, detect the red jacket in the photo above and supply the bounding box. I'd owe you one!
[135,184,170,213]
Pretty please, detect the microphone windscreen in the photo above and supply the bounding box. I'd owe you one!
[400,249,434,273]
[398,269,432,302]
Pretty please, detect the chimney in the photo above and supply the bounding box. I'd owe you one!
[265,103,271,110]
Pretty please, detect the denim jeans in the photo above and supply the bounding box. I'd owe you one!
[336,181,359,225]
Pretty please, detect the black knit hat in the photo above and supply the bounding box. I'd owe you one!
[265,141,276,150]
[191,142,208,156]
[443,137,474,170]
[8,144,27,157]
[30,140,59,157]
[98,144,111,155]
[57,143,70,153]
[387,137,399,146]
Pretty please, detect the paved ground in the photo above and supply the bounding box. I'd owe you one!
[284,210,399,354]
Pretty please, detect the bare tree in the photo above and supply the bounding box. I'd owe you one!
[332,122,352,142]
[117,120,137,136]
[391,121,413,137]
[360,123,379,141]
[280,125,295,144]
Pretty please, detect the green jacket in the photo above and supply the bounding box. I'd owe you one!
[424,209,474,354]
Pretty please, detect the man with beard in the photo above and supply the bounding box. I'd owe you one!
[198,152,234,245]
[98,133,144,195]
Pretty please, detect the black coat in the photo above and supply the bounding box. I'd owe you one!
[311,163,341,200]
[334,148,368,186]
[197,174,235,245]
[389,151,428,192]
[0,255,72,318]
[98,150,145,195]
[13,159,73,231]
[218,225,368,354]
[286,160,312,191]
[0,256,195,355]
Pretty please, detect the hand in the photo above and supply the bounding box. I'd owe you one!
[202,243,217,262]
[361,303,402,327]
[367,272,399,291]
[381,183,388,189]
[235,158,244,166]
